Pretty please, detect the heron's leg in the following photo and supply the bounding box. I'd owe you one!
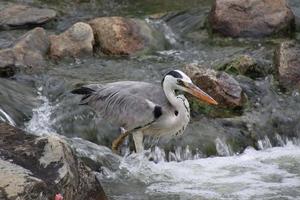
[133,131,144,153]
[112,127,130,153]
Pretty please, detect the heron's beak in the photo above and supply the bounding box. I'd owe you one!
[184,82,218,105]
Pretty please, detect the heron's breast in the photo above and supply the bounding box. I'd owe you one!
[144,109,190,137]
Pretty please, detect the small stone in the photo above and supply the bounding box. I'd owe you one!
[209,0,295,37]
[49,22,94,60]
[0,4,56,30]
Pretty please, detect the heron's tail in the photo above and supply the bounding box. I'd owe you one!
[71,87,95,105]
[71,87,95,95]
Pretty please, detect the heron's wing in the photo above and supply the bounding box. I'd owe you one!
[75,81,168,130]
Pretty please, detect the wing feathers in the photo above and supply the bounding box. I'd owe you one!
[72,82,164,131]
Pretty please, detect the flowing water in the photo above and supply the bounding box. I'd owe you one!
[23,94,300,200]
[99,143,300,200]
[1,0,300,199]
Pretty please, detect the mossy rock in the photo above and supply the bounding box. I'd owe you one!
[217,55,270,79]
[189,96,244,118]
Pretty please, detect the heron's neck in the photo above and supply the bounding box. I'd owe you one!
[163,82,184,108]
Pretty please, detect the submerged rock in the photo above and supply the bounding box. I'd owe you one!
[0,4,56,30]
[275,40,300,89]
[0,27,49,77]
[0,78,38,126]
[0,123,107,200]
[209,0,295,37]
[184,64,246,109]
[50,22,94,60]
[89,17,166,55]
[218,55,271,79]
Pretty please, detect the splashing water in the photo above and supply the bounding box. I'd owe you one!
[98,142,300,200]
[146,17,180,46]
[215,137,233,156]
[25,95,57,136]
[0,107,16,126]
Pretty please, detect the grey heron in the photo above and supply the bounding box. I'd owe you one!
[71,70,218,153]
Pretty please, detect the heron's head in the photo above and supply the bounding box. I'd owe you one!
[162,70,218,105]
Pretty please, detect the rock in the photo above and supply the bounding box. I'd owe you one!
[275,40,300,89]
[0,78,38,126]
[209,0,295,37]
[0,122,107,200]
[0,4,56,30]
[49,22,94,60]
[184,64,245,108]
[0,49,15,77]
[218,55,270,78]
[68,137,121,171]
[89,17,166,55]
[0,27,49,77]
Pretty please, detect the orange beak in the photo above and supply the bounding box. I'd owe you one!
[184,82,218,105]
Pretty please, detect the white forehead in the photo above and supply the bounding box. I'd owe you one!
[174,70,192,83]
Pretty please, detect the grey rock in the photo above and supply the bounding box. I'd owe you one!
[0,4,56,30]
[0,78,38,126]
[209,0,295,37]
[0,123,107,200]
[0,27,49,78]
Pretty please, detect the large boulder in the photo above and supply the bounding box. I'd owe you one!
[0,4,56,30]
[0,123,107,200]
[89,17,166,55]
[0,27,49,77]
[275,40,300,89]
[49,22,94,60]
[184,64,246,108]
[209,0,295,37]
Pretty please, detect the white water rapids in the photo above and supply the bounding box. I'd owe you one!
[24,96,300,200]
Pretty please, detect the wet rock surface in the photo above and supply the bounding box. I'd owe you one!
[218,54,271,79]
[209,0,295,37]
[0,78,38,126]
[49,22,94,60]
[184,63,245,108]
[0,122,107,200]
[89,17,166,55]
[0,27,49,77]
[0,4,56,30]
[275,40,300,89]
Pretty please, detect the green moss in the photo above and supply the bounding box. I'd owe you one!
[203,142,217,156]
[189,97,244,118]
[217,55,271,79]
[81,128,99,144]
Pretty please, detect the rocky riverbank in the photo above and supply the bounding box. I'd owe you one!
[0,123,108,200]
[0,0,300,199]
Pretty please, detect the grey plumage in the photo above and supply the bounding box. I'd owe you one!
[72,81,171,132]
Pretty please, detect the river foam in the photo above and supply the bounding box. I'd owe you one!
[99,143,300,200]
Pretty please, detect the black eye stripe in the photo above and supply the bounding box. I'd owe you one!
[166,71,183,79]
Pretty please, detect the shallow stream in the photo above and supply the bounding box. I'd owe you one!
[1,0,300,199]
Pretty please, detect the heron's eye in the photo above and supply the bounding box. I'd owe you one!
[177,79,184,86]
